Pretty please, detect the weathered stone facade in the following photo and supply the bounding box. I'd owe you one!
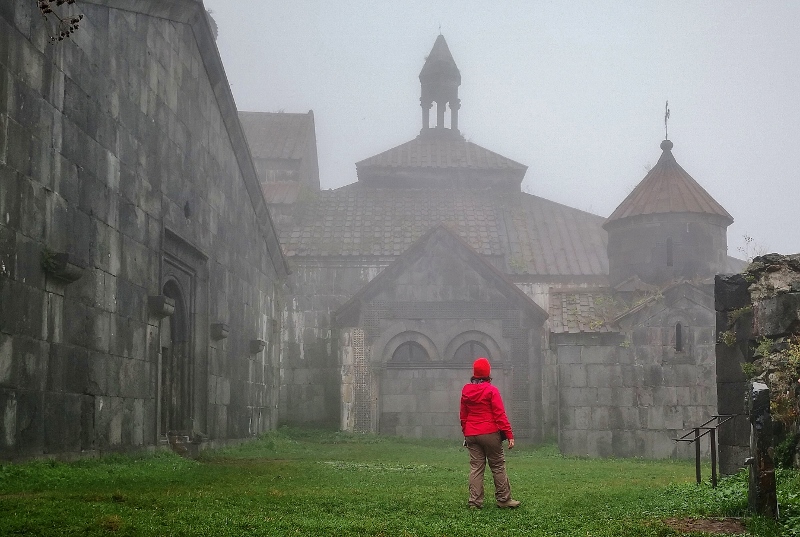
[553,283,718,457]
[0,0,288,458]
[2,4,751,462]
[336,226,546,440]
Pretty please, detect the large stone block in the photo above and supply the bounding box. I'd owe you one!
[719,445,749,476]
[65,206,95,268]
[716,342,746,383]
[556,345,582,365]
[585,364,612,387]
[47,342,85,394]
[559,429,588,456]
[612,430,645,458]
[94,395,124,448]
[560,364,587,387]
[663,406,684,429]
[581,344,619,365]
[6,117,32,178]
[586,430,613,458]
[753,293,800,338]
[43,392,82,454]
[718,381,747,414]
[0,168,21,232]
[715,274,751,312]
[8,336,48,391]
[0,387,17,450]
[15,389,44,454]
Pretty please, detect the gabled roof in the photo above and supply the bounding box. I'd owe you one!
[239,111,316,161]
[605,140,733,227]
[280,183,609,278]
[612,280,713,326]
[613,275,659,294]
[335,224,548,326]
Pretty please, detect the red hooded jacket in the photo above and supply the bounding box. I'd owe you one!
[460,381,513,440]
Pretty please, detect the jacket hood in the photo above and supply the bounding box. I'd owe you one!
[462,382,492,403]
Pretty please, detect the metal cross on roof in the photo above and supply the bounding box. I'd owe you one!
[665,100,670,140]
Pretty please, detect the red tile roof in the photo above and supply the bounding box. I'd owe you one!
[605,140,733,225]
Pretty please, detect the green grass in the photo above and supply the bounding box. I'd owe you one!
[0,428,793,536]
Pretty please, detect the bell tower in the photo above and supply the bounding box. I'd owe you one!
[419,35,462,134]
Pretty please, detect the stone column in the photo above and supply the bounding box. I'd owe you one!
[421,99,432,130]
[715,274,752,474]
[747,381,778,518]
[450,99,461,132]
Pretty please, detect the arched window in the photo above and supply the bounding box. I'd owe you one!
[675,323,683,352]
[391,341,429,363]
[453,341,490,363]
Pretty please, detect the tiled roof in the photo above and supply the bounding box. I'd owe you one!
[279,184,609,278]
[356,133,527,172]
[283,186,503,257]
[336,224,548,326]
[238,111,315,161]
[605,140,733,225]
[503,195,608,277]
[549,291,614,333]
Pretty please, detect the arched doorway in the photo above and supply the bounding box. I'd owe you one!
[161,279,192,435]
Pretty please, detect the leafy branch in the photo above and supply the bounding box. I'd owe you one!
[37,0,84,43]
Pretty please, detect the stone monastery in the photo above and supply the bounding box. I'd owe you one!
[0,0,745,460]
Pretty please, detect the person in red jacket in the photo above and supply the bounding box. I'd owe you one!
[460,357,520,509]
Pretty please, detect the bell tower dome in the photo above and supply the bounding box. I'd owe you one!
[419,34,462,135]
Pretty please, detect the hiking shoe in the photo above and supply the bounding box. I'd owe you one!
[497,499,521,508]
[467,504,482,510]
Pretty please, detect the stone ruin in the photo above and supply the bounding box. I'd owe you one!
[716,253,800,517]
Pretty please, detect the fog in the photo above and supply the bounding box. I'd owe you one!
[203,1,800,258]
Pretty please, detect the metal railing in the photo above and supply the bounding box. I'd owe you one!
[674,414,737,488]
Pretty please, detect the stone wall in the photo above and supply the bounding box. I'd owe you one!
[606,213,729,288]
[556,284,717,458]
[280,260,388,426]
[0,0,286,458]
[715,273,753,474]
[716,254,800,475]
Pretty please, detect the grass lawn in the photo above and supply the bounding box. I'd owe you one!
[0,428,794,536]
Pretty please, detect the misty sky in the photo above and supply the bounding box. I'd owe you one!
[203,1,800,258]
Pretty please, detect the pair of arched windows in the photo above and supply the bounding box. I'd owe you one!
[391,340,490,363]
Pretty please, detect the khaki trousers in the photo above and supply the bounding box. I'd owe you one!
[465,432,511,507]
